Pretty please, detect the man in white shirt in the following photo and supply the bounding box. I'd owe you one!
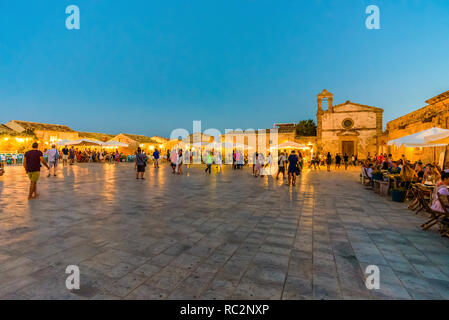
[44,144,59,177]
[367,164,373,178]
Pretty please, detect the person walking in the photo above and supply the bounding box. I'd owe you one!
[287,150,299,186]
[258,152,266,177]
[326,152,332,172]
[184,149,190,168]
[153,148,160,168]
[335,153,341,170]
[276,152,286,180]
[254,153,261,177]
[44,144,59,177]
[215,151,222,173]
[177,149,183,175]
[252,152,257,175]
[135,147,147,179]
[205,151,212,174]
[170,149,178,173]
[344,153,349,170]
[265,152,273,177]
[62,145,69,166]
[23,143,49,199]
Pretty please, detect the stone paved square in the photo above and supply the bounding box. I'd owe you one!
[1,163,449,300]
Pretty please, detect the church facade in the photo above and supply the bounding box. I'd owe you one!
[316,89,383,158]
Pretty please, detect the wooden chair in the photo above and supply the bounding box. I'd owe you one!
[418,189,442,230]
[437,193,449,237]
[361,167,371,186]
[407,184,422,212]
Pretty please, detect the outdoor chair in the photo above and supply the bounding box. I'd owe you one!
[407,184,422,212]
[436,194,449,237]
[361,167,371,186]
[417,189,442,231]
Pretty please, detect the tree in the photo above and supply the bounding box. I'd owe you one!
[296,120,317,137]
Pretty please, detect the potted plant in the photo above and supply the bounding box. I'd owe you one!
[371,170,384,181]
[392,187,407,202]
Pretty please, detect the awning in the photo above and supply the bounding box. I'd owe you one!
[387,127,449,148]
[424,131,449,145]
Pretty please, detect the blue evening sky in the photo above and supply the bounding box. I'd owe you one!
[0,0,448,137]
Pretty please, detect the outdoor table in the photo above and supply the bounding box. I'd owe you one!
[416,183,436,203]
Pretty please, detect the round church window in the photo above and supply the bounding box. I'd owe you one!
[342,118,354,129]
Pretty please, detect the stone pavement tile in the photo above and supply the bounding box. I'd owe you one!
[313,257,338,279]
[17,277,84,300]
[412,263,449,281]
[233,243,260,259]
[150,253,177,268]
[163,243,193,256]
[146,266,191,291]
[232,277,283,300]
[205,252,231,267]
[105,273,148,297]
[0,292,29,300]
[281,276,312,300]
[106,262,136,279]
[186,245,216,258]
[395,271,441,296]
[215,243,239,256]
[70,282,101,299]
[243,264,287,285]
[259,244,290,256]
[408,289,443,300]
[203,278,236,299]
[90,292,122,300]
[0,256,35,273]
[312,275,342,300]
[252,252,289,268]
[133,263,161,278]
[0,276,38,298]
[125,284,170,300]
[424,278,449,299]
[169,253,203,271]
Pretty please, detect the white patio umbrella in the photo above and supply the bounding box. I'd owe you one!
[424,130,449,145]
[387,127,449,148]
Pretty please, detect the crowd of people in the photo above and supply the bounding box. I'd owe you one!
[309,152,358,171]
[18,141,362,200]
[361,152,443,186]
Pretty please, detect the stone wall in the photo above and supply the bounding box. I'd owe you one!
[385,90,449,163]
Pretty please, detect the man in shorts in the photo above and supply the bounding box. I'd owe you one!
[23,142,49,199]
[69,147,75,165]
[62,145,69,166]
[135,147,147,179]
[45,144,59,177]
[153,148,160,168]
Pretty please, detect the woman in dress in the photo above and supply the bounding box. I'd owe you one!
[287,150,299,186]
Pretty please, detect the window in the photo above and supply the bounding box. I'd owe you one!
[342,118,354,129]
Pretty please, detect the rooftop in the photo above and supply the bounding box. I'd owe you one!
[8,120,76,133]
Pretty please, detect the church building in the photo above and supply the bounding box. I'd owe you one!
[316,89,384,158]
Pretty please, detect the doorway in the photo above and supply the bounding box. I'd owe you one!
[342,141,355,156]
